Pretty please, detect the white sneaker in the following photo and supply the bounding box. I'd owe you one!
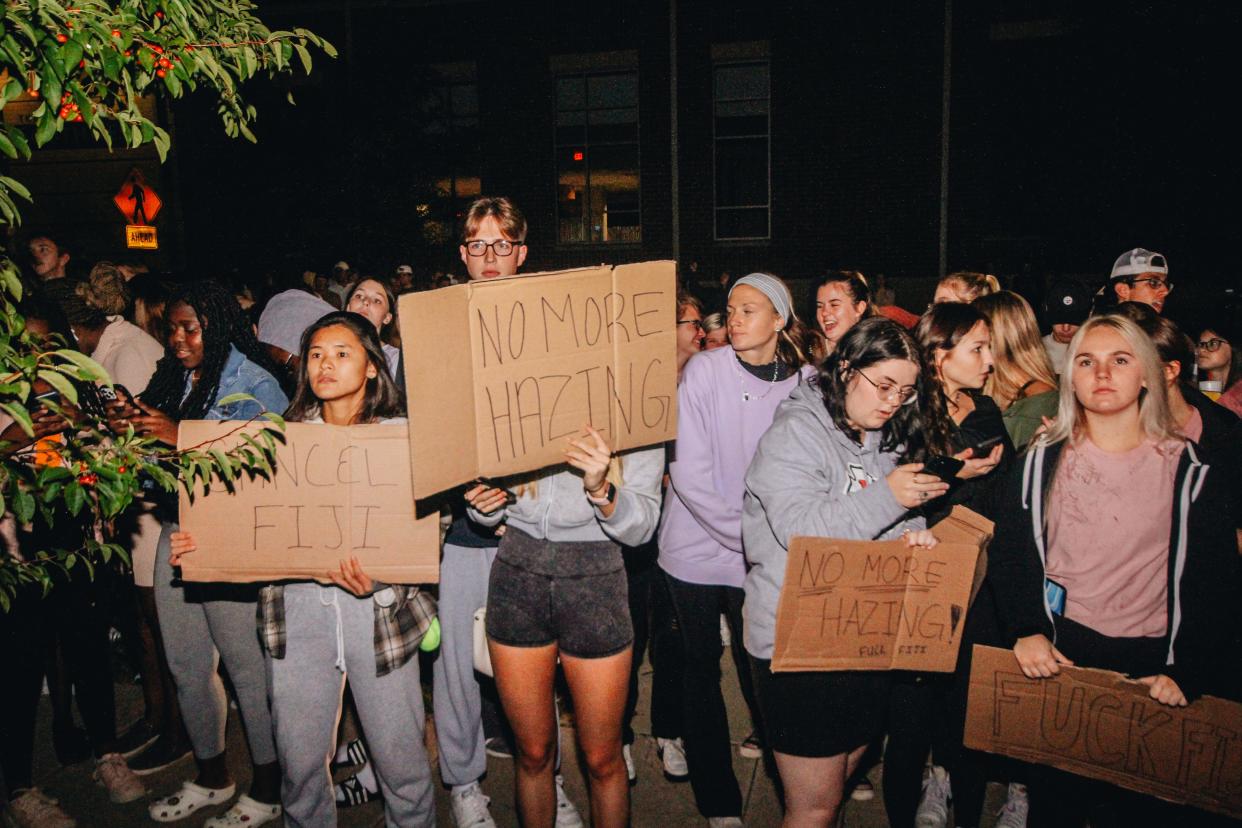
[450,782,497,828]
[555,775,584,828]
[622,744,637,786]
[657,737,689,782]
[914,765,951,828]
[708,819,744,828]
[994,783,1028,828]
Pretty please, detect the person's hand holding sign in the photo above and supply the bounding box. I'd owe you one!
[1013,633,1073,678]
[1138,674,1188,707]
[566,424,617,518]
[168,531,197,566]
[465,482,511,516]
[330,556,376,597]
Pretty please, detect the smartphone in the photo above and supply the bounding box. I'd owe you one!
[922,454,965,481]
[969,434,1004,456]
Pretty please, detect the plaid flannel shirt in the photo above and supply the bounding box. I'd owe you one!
[257,583,437,677]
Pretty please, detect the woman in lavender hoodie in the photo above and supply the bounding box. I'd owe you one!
[658,272,814,826]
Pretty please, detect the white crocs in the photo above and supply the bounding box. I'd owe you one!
[148,781,237,822]
[204,794,282,827]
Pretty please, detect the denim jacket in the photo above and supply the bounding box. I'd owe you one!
[183,346,288,420]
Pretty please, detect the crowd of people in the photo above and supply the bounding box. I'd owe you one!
[1,198,1240,828]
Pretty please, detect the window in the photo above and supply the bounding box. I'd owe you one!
[714,61,770,240]
[420,68,481,205]
[555,70,641,244]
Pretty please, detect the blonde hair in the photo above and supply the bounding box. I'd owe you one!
[701,312,725,334]
[940,271,999,302]
[1040,315,1181,448]
[81,262,131,315]
[974,291,1057,407]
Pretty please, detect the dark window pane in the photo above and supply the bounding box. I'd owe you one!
[716,207,769,239]
[557,76,585,110]
[588,73,638,109]
[556,123,587,144]
[715,114,768,138]
[715,137,769,207]
[588,120,639,144]
[715,63,769,102]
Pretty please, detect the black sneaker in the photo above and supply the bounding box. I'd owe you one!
[116,720,160,760]
[335,775,382,808]
[127,735,192,776]
[53,724,92,766]
[330,739,369,774]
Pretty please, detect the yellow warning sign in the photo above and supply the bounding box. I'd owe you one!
[125,225,158,250]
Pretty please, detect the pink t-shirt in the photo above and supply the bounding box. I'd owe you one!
[1045,437,1183,638]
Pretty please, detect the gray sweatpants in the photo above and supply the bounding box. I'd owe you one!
[269,583,434,828]
[431,543,498,787]
[153,522,276,765]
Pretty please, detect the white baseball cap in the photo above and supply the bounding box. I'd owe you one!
[1110,248,1168,281]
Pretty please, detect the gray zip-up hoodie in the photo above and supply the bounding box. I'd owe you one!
[741,380,925,659]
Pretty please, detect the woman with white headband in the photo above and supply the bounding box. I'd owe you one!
[657,272,814,826]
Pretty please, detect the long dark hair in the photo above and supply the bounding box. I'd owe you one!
[284,311,405,424]
[913,302,987,455]
[809,270,875,321]
[818,317,931,461]
[343,276,398,340]
[140,281,286,420]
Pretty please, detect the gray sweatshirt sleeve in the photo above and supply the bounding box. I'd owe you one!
[744,405,918,544]
[595,444,666,547]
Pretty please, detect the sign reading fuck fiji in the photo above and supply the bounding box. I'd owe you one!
[398,262,679,498]
[177,421,440,584]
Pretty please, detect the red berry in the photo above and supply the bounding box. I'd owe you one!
[77,473,97,485]
[79,59,86,68]
[73,114,83,122]
[56,33,68,43]
[123,50,131,57]
[111,29,121,37]
[155,10,164,18]
[156,68,166,77]
[27,88,38,97]
[117,465,126,473]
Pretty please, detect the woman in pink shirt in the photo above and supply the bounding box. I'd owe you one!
[988,315,1241,825]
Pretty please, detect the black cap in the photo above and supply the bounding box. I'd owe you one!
[1046,281,1091,326]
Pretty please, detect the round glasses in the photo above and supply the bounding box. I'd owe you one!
[856,369,918,405]
[464,239,524,257]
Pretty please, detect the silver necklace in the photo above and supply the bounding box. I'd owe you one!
[733,355,783,402]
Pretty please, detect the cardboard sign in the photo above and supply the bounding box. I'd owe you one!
[398,262,678,498]
[177,421,439,584]
[771,507,993,673]
[965,645,1242,818]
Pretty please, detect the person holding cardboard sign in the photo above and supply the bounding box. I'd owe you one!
[170,312,438,827]
[742,317,946,828]
[120,281,288,826]
[465,409,664,824]
[987,314,1241,826]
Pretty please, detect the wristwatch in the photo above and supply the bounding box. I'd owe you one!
[586,482,617,506]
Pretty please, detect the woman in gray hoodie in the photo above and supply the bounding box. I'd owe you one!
[742,318,947,826]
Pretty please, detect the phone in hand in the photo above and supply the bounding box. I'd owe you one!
[922,454,965,481]
[969,434,1004,457]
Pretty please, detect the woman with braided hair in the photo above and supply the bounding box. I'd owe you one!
[110,280,289,827]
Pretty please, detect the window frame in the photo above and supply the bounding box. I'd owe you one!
[552,60,642,247]
[712,56,772,242]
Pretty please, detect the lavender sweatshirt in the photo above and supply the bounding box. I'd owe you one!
[658,346,815,588]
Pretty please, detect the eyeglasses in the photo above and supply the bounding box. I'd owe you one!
[1196,338,1228,352]
[856,370,918,405]
[677,319,704,331]
[1126,277,1173,292]
[464,239,524,257]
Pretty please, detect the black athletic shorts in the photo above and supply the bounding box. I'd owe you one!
[486,527,633,659]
